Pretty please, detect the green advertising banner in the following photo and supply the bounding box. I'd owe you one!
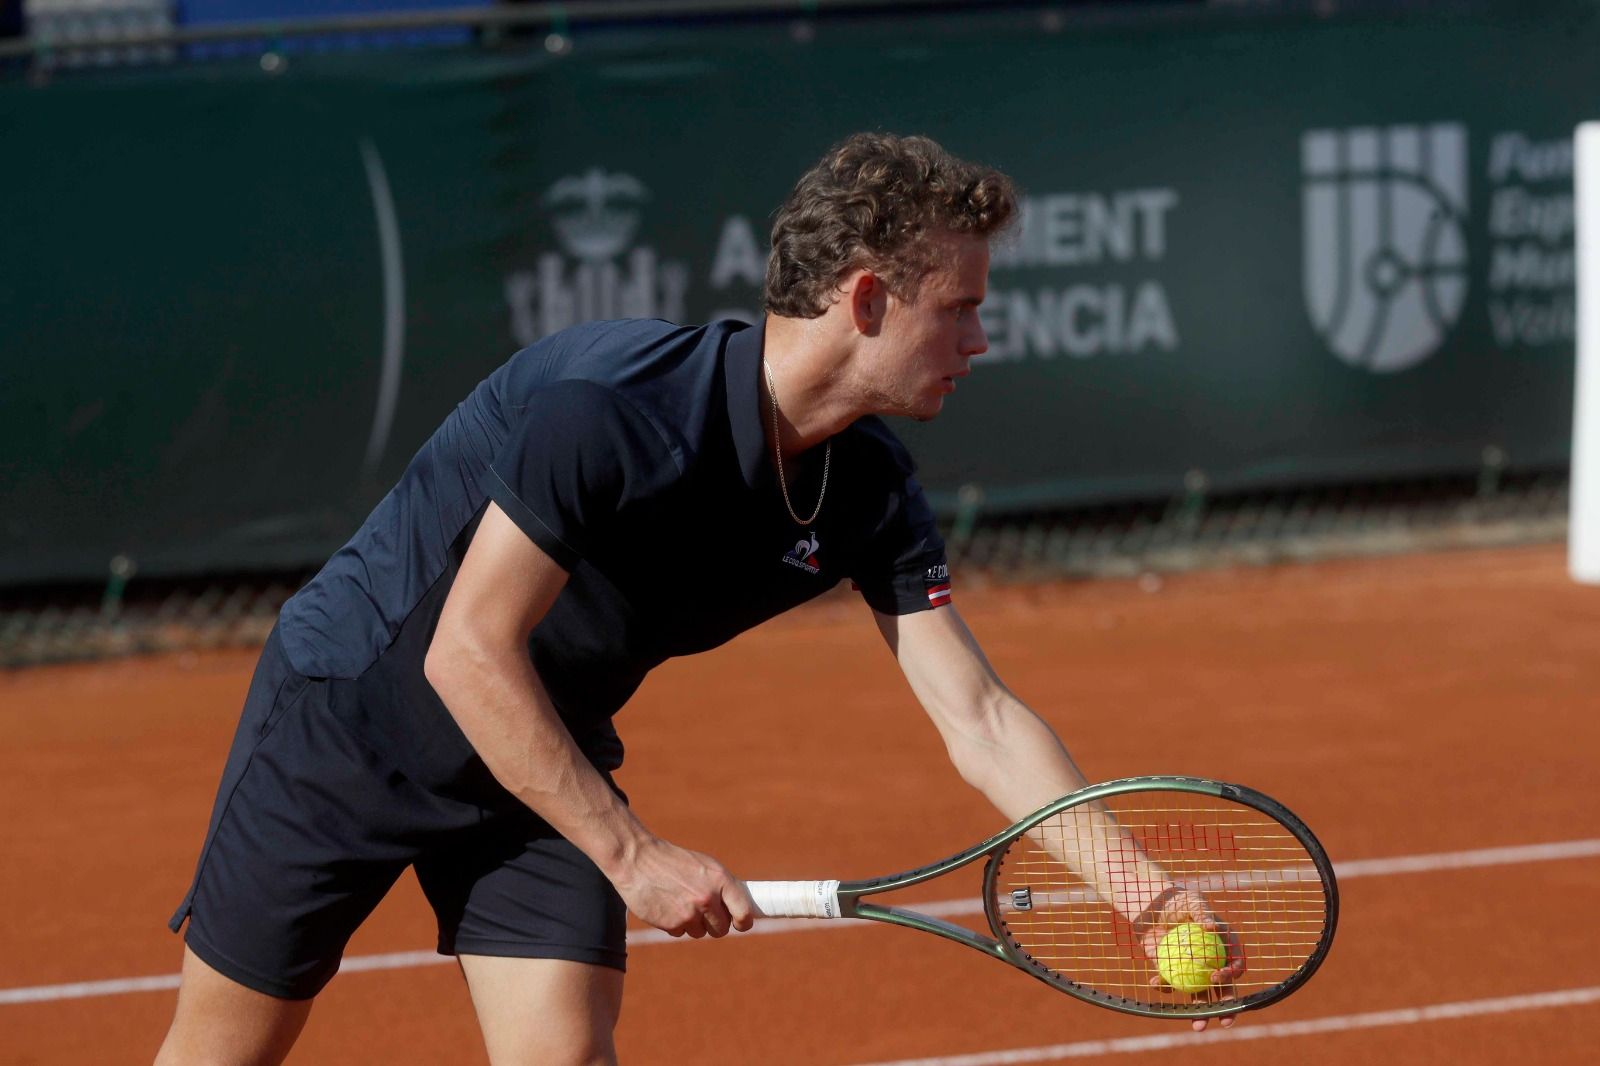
[1,4,1588,584]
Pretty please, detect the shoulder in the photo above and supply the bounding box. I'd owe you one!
[502,319,746,464]
[568,317,689,351]
[551,317,687,351]
[548,318,736,374]
[511,318,738,408]
[509,374,634,408]
[502,318,704,384]
[506,378,679,465]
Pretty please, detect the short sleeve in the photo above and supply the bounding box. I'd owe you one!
[487,380,677,571]
[852,474,952,615]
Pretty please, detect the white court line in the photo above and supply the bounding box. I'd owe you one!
[840,986,1600,1066]
[1334,838,1600,876]
[3,837,1597,1007]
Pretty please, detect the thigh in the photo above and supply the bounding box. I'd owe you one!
[171,634,429,998]
[154,946,314,1066]
[415,808,628,971]
[458,955,624,1066]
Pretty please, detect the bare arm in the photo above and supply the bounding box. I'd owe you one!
[424,502,753,938]
[872,605,1087,813]
[876,604,1244,1023]
[872,604,1166,917]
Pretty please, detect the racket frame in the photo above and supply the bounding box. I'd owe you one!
[826,775,1339,1019]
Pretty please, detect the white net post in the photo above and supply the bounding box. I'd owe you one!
[1573,123,1600,583]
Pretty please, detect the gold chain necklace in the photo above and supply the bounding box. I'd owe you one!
[764,359,831,527]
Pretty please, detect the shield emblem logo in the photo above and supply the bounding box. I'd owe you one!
[1302,124,1469,373]
[544,168,649,263]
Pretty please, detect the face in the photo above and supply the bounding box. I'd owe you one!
[861,231,991,421]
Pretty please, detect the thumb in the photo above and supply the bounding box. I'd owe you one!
[724,878,757,932]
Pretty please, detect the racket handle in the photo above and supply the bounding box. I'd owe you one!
[746,880,842,919]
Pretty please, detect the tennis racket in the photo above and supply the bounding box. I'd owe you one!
[746,776,1337,1020]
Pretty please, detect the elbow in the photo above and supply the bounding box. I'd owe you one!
[425,616,527,711]
[952,744,1001,798]
[423,622,481,705]
[952,752,992,795]
[422,639,446,692]
[422,635,454,701]
[944,692,1009,792]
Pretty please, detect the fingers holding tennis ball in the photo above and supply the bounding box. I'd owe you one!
[1152,920,1247,993]
[1155,922,1228,992]
[1138,889,1248,990]
[1149,919,1243,1033]
[1134,888,1247,1030]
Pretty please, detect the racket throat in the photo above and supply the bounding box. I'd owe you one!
[851,902,1006,959]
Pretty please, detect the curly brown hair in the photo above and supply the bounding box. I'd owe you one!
[763,132,1018,318]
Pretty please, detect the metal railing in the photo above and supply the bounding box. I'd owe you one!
[0,1,1042,61]
[1,1,1471,64]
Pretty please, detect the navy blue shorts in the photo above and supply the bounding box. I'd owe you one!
[169,628,627,1000]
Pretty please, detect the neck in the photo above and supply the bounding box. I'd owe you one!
[760,315,860,460]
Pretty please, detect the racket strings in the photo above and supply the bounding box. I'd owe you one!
[990,792,1330,1011]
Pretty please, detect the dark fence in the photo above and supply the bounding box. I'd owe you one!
[1,0,1585,585]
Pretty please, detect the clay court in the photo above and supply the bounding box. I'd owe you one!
[2,542,1596,1064]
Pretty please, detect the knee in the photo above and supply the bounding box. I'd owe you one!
[464,955,624,1066]
[563,1040,618,1066]
[564,1034,618,1066]
[489,1035,616,1066]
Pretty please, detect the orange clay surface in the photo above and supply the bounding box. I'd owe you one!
[2,543,1598,1064]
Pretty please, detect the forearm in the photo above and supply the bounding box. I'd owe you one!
[948,692,1089,821]
[879,605,1173,918]
[951,695,1173,919]
[424,635,646,876]
[420,505,756,938]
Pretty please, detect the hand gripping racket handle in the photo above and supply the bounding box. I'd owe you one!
[746,880,843,919]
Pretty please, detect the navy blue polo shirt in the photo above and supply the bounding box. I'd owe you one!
[279,318,949,783]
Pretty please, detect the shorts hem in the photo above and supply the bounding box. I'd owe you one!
[184,927,330,1001]
[444,937,626,973]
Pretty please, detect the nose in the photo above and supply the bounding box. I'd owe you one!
[963,313,989,358]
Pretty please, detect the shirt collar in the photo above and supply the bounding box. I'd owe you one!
[724,317,770,490]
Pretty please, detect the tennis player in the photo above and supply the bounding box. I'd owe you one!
[156,132,1241,1066]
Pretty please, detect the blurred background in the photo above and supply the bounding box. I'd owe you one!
[0,0,1583,658]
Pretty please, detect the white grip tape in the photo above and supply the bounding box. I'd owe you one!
[747,880,842,919]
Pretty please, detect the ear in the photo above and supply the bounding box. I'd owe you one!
[846,270,886,336]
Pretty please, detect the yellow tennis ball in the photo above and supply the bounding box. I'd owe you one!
[1155,922,1227,994]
